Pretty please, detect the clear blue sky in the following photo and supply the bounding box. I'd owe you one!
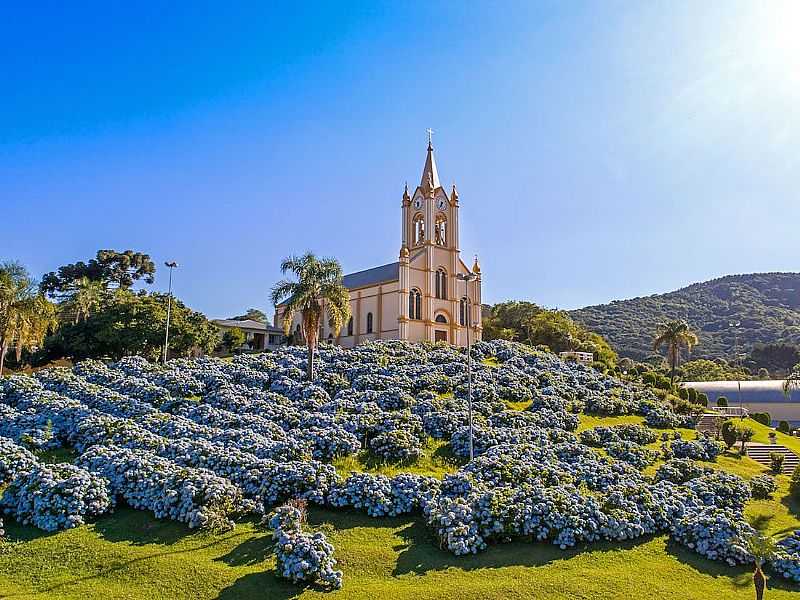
[2,1,799,319]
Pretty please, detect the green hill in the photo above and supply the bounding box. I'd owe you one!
[570,272,800,361]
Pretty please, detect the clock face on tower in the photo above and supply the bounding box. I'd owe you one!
[437,198,448,211]
[413,198,422,209]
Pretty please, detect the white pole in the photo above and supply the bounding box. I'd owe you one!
[163,262,176,364]
[463,275,474,461]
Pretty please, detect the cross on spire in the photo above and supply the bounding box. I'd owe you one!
[426,128,434,148]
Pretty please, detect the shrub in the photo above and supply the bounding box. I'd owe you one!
[671,437,724,462]
[696,392,708,407]
[736,424,754,455]
[778,421,791,434]
[369,430,423,463]
[654,459,711,483]
[716,396,728,407]
[790,465,800,501]
[749,475,777,499]
[751,412,771,426]
[1,463,114,531]
[720,421,738,450]
[268,505,342,589]
[770,452,786,474]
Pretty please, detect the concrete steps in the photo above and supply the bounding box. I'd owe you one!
[745,444,799,474]
[696,414,720,434]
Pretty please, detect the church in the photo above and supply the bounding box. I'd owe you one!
[276,137,482,348]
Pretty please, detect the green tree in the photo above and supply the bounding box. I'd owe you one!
[721,420,738,449]
[230,308,268,323]
[482,301,543,342]
[783,364,800,399]
[737,423,755,455]
[64,276,106,324]
[0,262,57,375]
[42,289,217,361]
[222,327,246,352]
[40,249,155,300]
[790,464,800,500]
[744,532,776,600]
[270,253,351,381]
[652,320,699,385]
[717,395,728,407]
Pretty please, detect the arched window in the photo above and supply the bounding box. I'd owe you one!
[346,317,353,336]
[412,214,425,245]
[435,268,447,299]
[409,288,422,320]
[459,297,468,326]
[366,312,373,334]
[435,214,447,246]
[435,314,447,323]
[327,333,334,343]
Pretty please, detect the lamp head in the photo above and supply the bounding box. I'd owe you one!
[165,261,178,268]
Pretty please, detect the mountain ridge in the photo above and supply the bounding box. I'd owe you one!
[569,272,800,360]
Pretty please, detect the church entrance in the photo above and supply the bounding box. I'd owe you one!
[434,330,448,343]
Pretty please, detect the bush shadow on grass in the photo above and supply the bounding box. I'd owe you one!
[93,506,205,546]
[306,506,413,533]
[663,537,800,593]
[390,520,658,577]
[216,532,274,567]
[2,516,60,543]
[216,570,330,600]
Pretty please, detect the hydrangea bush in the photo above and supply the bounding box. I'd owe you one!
[2,339,786,585]
[1,463,114,531]
[268,505,342,589]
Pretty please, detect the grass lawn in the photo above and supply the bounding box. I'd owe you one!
[2,506,800,600]
[2,416,799,598]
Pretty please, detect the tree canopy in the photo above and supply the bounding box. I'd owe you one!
[41,289,217,362]
[483,301,617,370]
[41,249,156,299]
[0,261,57,374]
[229,308,268,323]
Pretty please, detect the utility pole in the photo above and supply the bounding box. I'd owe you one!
[163,261,178,365]
[457,272,477,461]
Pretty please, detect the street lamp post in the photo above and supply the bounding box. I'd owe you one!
[457,272,478,461]
[163,261,178,365]
[729,320,743,416]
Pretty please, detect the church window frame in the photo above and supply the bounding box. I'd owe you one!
[409,288,422,320]
[346,317,353,337]
[412,213,425,246]
[459,296,469,326]
[435,314,448,324]
[434,213,447,246]
[435,268,447,300]
[366,312,373,334]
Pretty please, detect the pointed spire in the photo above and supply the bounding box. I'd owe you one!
[420,132,440,193]
[451,183,459,204]
[402,181,410,204]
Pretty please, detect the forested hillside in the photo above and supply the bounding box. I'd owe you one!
[570,273,800,360]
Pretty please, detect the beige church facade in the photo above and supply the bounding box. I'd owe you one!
[276,139,482,348]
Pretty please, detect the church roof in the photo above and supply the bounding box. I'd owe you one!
[419,140,441,193]
[212,319,284,333]
[343,261,399,289]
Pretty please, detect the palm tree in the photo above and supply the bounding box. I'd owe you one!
[270,253,351,381]
[745,531,776,600]
[0,262,57,375]
[67,276,105,324]
[783,363,800,399]
[652,319,699,385]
